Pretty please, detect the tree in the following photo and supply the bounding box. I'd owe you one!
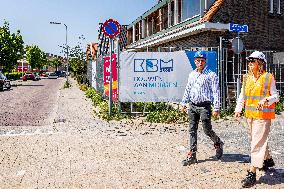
[25,45,46,70]
[0,21,25,72]
[49,58,62,71]
[60,34,87,76]
[40,52,48,70]
[69,45,87,75]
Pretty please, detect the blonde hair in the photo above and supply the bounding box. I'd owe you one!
[248,59,265,77]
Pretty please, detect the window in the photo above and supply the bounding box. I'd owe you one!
[182,0,201,21]
[269,0,274,13]
[207,0,215,9]
[277,0,281,14]
[204,0,216,10]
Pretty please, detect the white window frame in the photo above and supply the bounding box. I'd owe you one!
[277,0,281,14]
[205,0,216,10]
[269,0,274,13]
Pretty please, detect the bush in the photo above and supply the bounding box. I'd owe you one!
[276,95,284,114]
[146,110,188,123]
[76,74,88,85]
[220,104,236,118]
[63,81,71,88]
[85,87,126,120]
[5,72,22,80]
[121,102,172,114]
[79,84,88,91]
[86,88,104,106]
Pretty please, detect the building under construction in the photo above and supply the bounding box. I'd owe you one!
[125,0,284,108]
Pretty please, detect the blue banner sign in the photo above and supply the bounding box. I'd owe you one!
[229,23,249,33]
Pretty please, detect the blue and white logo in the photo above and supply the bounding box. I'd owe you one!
[134,59,174,72]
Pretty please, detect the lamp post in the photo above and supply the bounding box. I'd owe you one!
[50,21,69,83]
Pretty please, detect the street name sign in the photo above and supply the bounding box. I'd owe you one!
[229,23,249,33]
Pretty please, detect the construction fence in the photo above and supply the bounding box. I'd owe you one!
[87,48,284,113]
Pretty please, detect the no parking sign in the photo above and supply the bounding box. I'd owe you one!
[102,19,121,39]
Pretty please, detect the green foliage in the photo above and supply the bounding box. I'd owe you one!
[97,101,126,121]
[220,102,236,118]
[146,110,188,123]
[79,84,88,91]
[85,87,126,120]
[48,58,62,71]
[276,95,284,114]
[84,87,188,123]
[60,35,87,77]
[120,102,187,123]
[76,74,88,85]
[5,72,22,80]
[25,45,46,69]
[85,87,104,106]
[0,21,25,72]
[63,81,71,88]
[121,102,170,113]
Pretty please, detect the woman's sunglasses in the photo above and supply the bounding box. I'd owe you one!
[248,58,259,63]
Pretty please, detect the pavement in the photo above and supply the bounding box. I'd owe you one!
[0,78,283,189]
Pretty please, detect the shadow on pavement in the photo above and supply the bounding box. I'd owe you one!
[197,158,218,163]
[258,168,284,186]
[220,153,251,163]
[197,153,250,163]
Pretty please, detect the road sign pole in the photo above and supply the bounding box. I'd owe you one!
[102,18,121,117]
[109,38,113,116]
[237,32,240,97]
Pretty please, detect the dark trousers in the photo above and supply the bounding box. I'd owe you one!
[188,102,222,153]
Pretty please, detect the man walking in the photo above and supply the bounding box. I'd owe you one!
[180,50,224,166]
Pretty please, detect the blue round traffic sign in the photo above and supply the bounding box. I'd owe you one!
[102,19,121,39]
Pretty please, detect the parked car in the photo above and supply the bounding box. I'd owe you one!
[22,73,36,81]
[40,72,48,77]
[33,72,41,80]
[48,72,58,79]
[0,71,11,91]
[55,71,65,77]
[0,72,5,91]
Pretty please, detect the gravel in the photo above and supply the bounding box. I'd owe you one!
[0,77,283,189]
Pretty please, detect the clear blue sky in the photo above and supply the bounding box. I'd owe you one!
[0,0,157,56]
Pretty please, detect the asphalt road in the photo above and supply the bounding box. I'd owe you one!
[0,78,64,127]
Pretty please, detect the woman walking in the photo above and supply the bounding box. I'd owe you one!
[234,51,279,188]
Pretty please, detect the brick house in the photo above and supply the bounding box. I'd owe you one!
[126,0,284,51]
[125,0,284,107]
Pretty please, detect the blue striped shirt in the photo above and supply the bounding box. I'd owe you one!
[181,67,220,111]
